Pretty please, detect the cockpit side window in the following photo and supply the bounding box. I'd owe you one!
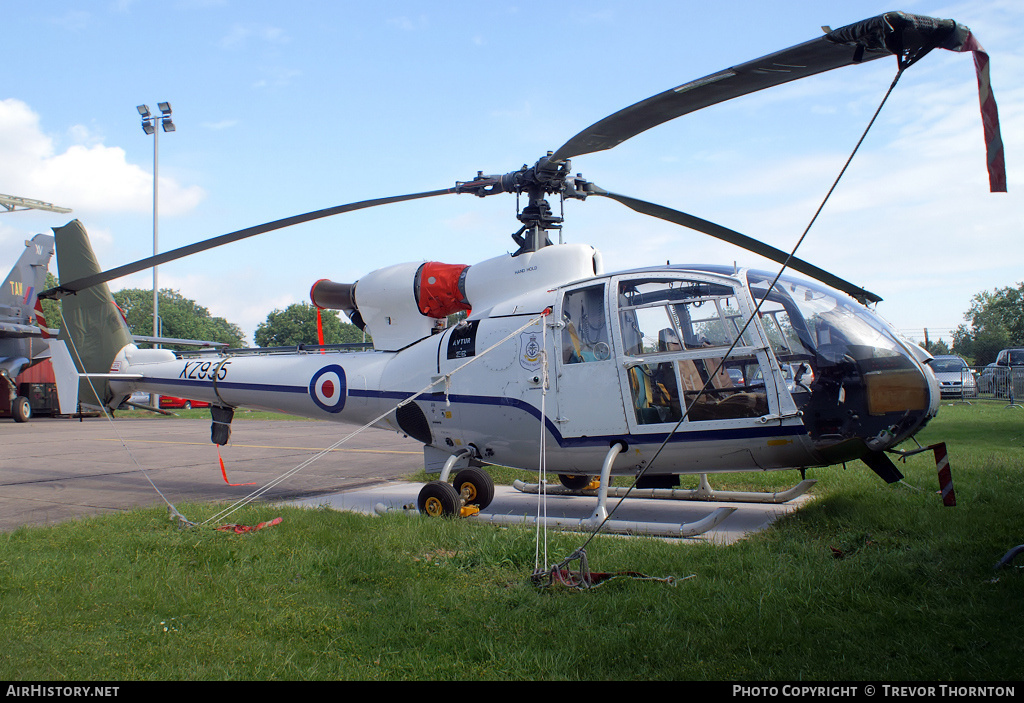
[562,284,611,363]
[617,278,768,424]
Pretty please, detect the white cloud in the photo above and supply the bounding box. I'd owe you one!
[387,15,428,32]
[0,99,204,216]
[252,67,302,89]
[219,24,290,50]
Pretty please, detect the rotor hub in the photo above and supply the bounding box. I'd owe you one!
[455,154,593,254]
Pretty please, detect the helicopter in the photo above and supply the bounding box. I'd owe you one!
[42,11,1004,535]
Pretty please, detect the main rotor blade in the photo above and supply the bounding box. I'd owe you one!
[42,188,455,298]
[589,186,881,304]
[552,12,966,163]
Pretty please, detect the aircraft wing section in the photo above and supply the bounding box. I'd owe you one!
[0,321,46,337]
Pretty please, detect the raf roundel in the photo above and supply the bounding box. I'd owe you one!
[309,364,347,413]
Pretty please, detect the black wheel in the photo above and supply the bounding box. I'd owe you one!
[12,396,31,423]
[417,480,461,518]
[183,401,192,410]
[558,473,592,490]
[453,467,495,510]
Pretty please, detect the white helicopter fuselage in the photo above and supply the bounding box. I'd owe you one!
[102,243,940,480]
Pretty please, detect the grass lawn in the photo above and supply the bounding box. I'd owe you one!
[1,401,1022,681]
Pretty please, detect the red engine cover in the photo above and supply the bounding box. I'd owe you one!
[415,262,471,319]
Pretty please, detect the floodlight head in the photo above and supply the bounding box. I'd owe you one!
[158,102,172,115]
[161,118,176,133]
[137,104,151,117]
[142,121,156,135]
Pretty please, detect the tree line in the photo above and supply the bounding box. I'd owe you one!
[950,282,1024,365]
[39,274,363,349]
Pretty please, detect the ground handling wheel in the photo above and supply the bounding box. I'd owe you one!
[558,474,592,490]
[417,480,462,518]
[453,467,495,510]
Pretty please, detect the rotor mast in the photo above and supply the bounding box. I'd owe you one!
[456,153,590,255]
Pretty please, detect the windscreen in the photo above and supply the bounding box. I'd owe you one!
[744,270,910,367]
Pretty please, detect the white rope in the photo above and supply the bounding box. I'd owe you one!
[62,307,545,529]
[533,315,550,574]
[203,312,549,526]
[58,310,194,527]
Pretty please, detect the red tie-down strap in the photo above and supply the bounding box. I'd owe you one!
[216,517,283,534]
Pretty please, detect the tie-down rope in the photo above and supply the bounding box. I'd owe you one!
[58,309,195,528]
[59,307,549,529]
[202,312,550,526]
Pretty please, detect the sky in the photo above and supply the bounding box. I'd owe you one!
[1,0,1020,347]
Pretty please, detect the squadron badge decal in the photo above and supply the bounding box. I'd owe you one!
[519,331,543,371]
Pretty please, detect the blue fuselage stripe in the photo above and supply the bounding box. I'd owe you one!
[143,377,307,394]
[347,389,806,448]
[146,378,805,448]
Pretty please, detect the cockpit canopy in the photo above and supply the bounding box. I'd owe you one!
[558,264,936,451]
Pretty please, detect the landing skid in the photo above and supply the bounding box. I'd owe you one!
[514,473,817,504]
[376,495,737,538]
[470,503,737,539]
[497,444,740,538]
[385,446,802,538]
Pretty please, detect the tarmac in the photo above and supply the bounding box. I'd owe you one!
[1,413,811,542]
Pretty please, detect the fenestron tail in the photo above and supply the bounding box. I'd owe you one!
[51,220,133,410]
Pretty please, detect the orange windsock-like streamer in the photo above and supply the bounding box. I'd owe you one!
[218,447,256,486]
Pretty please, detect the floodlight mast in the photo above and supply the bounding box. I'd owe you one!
[137,102,176,408]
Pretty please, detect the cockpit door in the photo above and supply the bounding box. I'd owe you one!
[553,282,629,438]
[613,273,784,435]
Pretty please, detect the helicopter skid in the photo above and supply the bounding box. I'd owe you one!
[468,505,736,539]
[512,475,817,504]
[372,501,735,538]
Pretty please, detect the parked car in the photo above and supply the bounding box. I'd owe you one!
[995,348,1024,367]
[158,396,210,410]
[992,348,1024,399]
[929,355,977,399]
[977,363,999,393]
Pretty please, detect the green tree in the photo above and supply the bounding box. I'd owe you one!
[951,282,1023,365]
[923,339,950,356]
[254,302,367,347]
[40,272,62,333]
[112,288,245,349]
